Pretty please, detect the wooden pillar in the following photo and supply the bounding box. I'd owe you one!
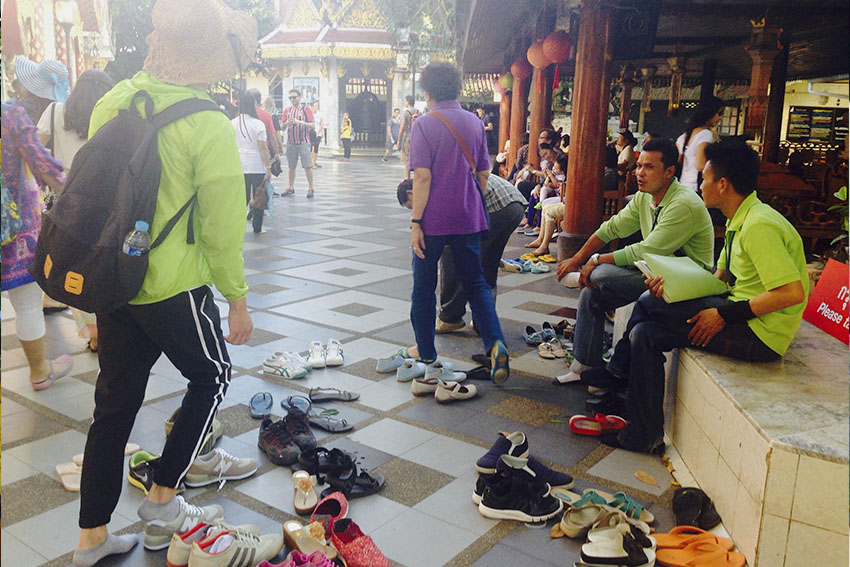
[508,77,529,170]
[544,66,555,131]
[529,66,548,168]
[563,0,614,237]
[762,42,789,163]
[618,65,637,130]
[498,91,512,156]
[700,58,718,103]
[744,21,782,137]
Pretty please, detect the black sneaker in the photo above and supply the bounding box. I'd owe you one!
[285,407,317,451]
[258,418,301,466]
[477,455,563,522]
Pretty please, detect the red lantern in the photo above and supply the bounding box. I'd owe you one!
[543,30,572,92]
[510,58,532,99]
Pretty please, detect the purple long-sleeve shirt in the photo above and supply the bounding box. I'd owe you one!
[408,100,490,235]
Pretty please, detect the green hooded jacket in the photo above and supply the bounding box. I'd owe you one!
[89,71,248,304]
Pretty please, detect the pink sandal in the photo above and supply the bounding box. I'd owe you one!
[32,354,74,391]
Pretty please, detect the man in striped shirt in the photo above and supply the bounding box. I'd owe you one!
[280,88,315,198]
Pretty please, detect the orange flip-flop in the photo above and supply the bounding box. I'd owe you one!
[654,526,734,550]
[656,540,745,567]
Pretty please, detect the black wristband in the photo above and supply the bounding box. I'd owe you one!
[716,300,756,325]
[410,218,423,224]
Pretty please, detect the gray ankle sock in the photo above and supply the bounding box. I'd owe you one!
[72,533,138,567]
[137,497,179,522]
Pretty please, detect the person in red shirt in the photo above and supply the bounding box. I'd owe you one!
[280,89,316,197]
[248,88,281,159]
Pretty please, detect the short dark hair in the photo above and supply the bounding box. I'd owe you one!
[703,137,759,196]
[248,88,262,105]
[63,69,114,139]
[393,107,400,112]
[397,179,413,206]
[642,138,678,169]
[289,88,302,97]
[646,131,661,139]
[560,134,570,147]
[555,154,568,172]
[604,145,618,169]
[619,129,637,147]
[405,95,415,106]
[419,62,462,102]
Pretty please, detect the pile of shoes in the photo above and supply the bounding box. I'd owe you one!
[258,405,317,466]
[376,351,478,403]
[296,447,384,500]
[280,491,391,567]
[128,446,257,495]
[557,495,656,567]
[262,339,345,378]
[166,518,283,567]
[473,432,574,522]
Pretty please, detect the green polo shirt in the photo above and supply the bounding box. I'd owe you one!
[595,179,715,270]
[717,192,808,355]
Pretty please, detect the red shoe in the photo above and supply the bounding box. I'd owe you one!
[331,518,390,567]
[569,413,628,436]
[309,491,348,537]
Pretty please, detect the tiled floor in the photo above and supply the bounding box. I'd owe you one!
[2,155,684,567]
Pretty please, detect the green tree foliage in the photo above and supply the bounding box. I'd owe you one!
[105,0,276,82]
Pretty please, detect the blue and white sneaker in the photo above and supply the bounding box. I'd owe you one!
[306,341,326,369]
[377,352,406,373]
[396,360,426,382]
[424,360,466,383]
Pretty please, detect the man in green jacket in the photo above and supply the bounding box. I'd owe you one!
[73,0,257,565]
[554,138,714,384]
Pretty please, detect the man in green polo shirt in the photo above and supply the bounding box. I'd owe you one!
[586,137,807,453]
[554,138,714,384]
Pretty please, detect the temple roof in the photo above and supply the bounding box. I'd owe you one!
[261,27,394,46]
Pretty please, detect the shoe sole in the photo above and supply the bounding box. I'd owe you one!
[472,491,482,505]
[478,500,563,523]
[490,342,510,385]
[325,359,344,367]
[143,533,173,551]
[183,466,258,488]
[127,474,150,495]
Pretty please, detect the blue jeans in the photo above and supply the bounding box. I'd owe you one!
[607,292,779,450]
[411,232,505,361]
[572,264,648,367]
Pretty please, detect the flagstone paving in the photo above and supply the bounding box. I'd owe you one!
[2,155,684,567]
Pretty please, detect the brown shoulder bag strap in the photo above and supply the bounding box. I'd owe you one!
[429,110,476,174]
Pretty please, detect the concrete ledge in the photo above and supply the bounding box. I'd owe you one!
[670,321,848,566]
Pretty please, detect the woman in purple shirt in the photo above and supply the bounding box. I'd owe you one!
[408,62,509,384]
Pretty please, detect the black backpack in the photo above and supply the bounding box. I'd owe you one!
[30,90,221,313]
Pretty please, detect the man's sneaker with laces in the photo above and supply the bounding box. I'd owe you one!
[166,520,259,567]
[396,359,426,382]
[187,529,283,567]
[376,352,406,373]
[477,455,563,523]
[183,448,258,489]
[324,338,344,367]
[475,431,530,474]
[258,418,301,465]
[261,354,308,379]
[128,450,161,495]
[284,407,317,451]
[141,495,224,551]
[306,341,325,369]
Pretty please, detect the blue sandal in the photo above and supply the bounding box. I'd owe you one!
[249,392,273,419]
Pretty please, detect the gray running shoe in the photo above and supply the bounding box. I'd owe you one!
[376,352,406,373]
[396,360,426,382]
[424,360,466,383]
[142,495,224,551]
[183,448,258,488]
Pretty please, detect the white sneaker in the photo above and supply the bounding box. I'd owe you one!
[270,350,312,371]
[306,341,326,369]
[187,529,283,567]
[560,272,580,288]
[262,356,307,379]
[425,360,466,383]
[325,338,344,367]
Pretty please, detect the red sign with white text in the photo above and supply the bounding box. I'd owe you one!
[803,259,849,344]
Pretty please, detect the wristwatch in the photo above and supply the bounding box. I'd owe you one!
[590,253,600,266]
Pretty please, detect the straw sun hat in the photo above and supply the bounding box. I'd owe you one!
[13,56,70,102]
[143,0,258,86]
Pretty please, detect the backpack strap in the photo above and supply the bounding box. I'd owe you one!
[151,194,197,249]
[151,98,222,129]
[145,97,220,247]
[429,110,477,174]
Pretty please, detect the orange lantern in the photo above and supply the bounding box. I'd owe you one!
[510,58,533,98]
[543,30,572,91]
[527,40,551,93]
